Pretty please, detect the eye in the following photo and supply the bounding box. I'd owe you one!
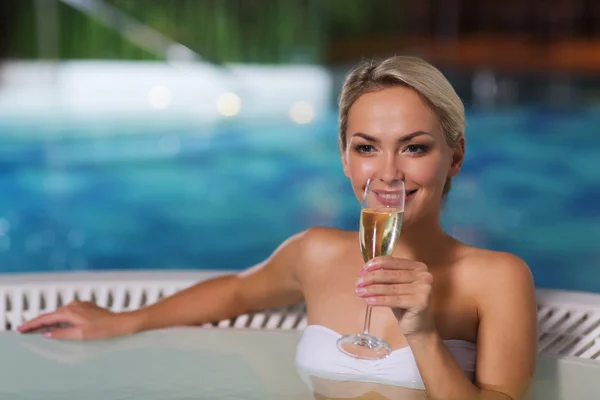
[354,144,376,154]
[405,144,429,154]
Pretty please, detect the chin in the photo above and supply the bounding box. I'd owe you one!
[403,200,438,225]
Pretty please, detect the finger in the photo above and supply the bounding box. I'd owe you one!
[364,257,427,272]
[356,283,416,297]
[365,292,430,310]
[364,294,419,308]
[358,269,419,286]
[44,327,83,340]
[18,311,78,333]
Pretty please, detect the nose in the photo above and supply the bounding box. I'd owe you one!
[378,152,403,185]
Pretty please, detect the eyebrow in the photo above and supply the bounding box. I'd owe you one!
[350,131,433,144]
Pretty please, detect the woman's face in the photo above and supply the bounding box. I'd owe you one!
[341,86,464,225]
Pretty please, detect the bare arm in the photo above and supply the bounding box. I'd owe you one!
[472,253,538,399]
[133,231,308,333]
[18,230,310,339]
[408,253,538,400]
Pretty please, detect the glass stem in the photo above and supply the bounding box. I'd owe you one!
[362,305,372,335]
[362,220,377,336]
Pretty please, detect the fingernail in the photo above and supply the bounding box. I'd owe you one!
[365,261,377,271]
[365,297,376,304]
[43,332,52,338]
[355,287,367,296]
[355,277,364,287]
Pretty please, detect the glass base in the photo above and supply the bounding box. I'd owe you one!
[336,333,392,360]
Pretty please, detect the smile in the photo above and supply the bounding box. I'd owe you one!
[378,192,402,200]
[372,189,418,206]
[373,189,417,198]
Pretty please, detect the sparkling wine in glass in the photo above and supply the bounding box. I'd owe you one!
[336,178,405,359]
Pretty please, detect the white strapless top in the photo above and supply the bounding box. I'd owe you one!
[295,325,477,392]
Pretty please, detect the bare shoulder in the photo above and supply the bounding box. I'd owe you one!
[455,246,535,295]
[291,226,356,275]
[242,227,354,280]
[453,244,537,327]
[233,227,355,311]
[297,226,356,260]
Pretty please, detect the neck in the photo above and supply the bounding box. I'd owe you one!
[393,209,456,265]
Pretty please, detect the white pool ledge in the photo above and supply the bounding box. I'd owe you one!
[1,270,599,362]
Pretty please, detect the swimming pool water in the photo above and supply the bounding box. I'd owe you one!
[0,108,599,292]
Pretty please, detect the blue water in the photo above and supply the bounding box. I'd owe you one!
[0,108,599,292]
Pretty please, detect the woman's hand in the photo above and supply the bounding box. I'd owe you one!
[18,301,139,340]
[355,256,435,337]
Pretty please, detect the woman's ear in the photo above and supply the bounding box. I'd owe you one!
[449,137,465,177]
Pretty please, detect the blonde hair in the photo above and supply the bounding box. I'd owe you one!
[339,56,465,197]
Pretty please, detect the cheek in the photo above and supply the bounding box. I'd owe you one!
[345,154,379,195]
[346,154,377,180]
[404,158,447,188]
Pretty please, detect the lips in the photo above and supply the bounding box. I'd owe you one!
[376,192,403,200]
[372,189,417,207]
[373,189,417,198]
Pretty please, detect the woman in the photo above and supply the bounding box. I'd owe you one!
[19,56,538,399]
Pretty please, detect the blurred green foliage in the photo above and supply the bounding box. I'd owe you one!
[10,0,406,63]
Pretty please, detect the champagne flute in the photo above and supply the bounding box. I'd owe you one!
[336,177,405,360]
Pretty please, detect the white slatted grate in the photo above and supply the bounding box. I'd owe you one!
[1,273,599,361]
[536,289,600,360]
[0,271,308,333]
